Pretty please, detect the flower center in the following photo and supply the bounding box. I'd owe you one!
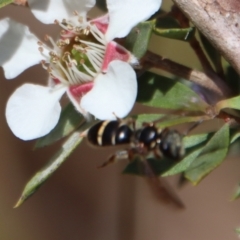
[38,15,107,87]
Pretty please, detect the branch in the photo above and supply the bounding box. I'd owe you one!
[143,51,232,103]
[172,0,240,75]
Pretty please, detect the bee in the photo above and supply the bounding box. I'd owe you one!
[86,118,186,208]
[87,118,185,166]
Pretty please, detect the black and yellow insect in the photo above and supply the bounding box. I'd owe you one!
[87,119,185,167]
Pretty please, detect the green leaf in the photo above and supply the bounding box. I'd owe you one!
[123,158,174,176]
[231,183,240,200]
[199,33,222,73]
[215,95,240,113]
[153,27,195,41]
[122,158,144,176]
[14,131,84,207]
[134,114,166,127]
[35,103,83,148]
[137,72,209,112]
[0,0,13,8]
[146,158,176,175]
[125,20,154,58]
[162,147,204,177]
[156,116,207,129]
[184,124,229,185]
[230,130,240,144]
[235,228,240,236]
[162,132,215,176]
[135,113,207,129]
[153,15,195,41]
[183,133,210,148]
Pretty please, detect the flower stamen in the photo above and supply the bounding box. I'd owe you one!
[38,14,117,95]
[82,63,97,77]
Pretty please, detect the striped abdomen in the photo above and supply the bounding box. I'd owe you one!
[87,121,133,146]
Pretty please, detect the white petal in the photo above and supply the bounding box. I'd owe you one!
[28,0,96,24]
[6,84,66,140]
[0,18,42,79]
[81,60,137,120]
[105,0,162,41]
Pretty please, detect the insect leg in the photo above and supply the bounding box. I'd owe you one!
[97,149,130,168]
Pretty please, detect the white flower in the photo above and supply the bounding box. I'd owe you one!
[1,0,162,140]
